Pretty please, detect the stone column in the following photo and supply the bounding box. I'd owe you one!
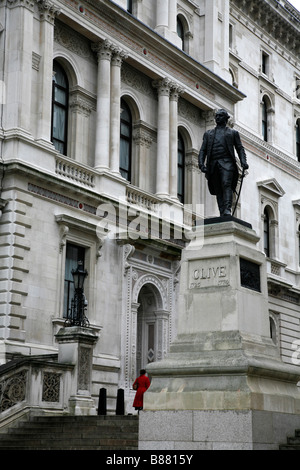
[153,78,171,198]
[4,0,34,134]
[169,86,182,200]
[204,0,231,81]
[133,127,153,190]
[155,0,181,48]
[203,0,219,73]
[92,40,113,170]
[155,0,169,36]
[69,93,92,163]
[56,326,99,415]
[185,150,202,214]
[110,48,128,175]
[36,0,60,144]
[168,0,177,34]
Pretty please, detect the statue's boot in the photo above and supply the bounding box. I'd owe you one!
[222,189,233,216]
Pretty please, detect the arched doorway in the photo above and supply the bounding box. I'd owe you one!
[135,283,169,376]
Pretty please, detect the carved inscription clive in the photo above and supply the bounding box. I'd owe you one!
[189,257,230,289]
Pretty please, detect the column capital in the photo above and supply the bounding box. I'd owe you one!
[92,40,128,64]
[133,128,153,148]
[152,78,172,97]
[153,78,184,98]
[69,95,92,117]
[111,47,128,67]
[170,84,185,101]
[36,0,60,22]
[92,39,114,61]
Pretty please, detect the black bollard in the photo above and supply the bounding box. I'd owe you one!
[116,388,125,415]
[98,387,107,415]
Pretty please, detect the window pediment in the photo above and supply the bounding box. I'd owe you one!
[257,179,285,198]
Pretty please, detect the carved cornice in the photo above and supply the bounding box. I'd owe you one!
[231,0,300,59]
[3,0,34,10]
[235,123,300,179]
[58,0,244,107]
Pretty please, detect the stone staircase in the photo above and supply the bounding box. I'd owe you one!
[280,429,300,450]
[0,415,139,450]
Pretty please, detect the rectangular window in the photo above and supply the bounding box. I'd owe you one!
[261,51,269,76]
[264,212,270,257]
[296,77,300,100]
[64,243,85,318]
[296,121,300,162]
[229,24,233,50]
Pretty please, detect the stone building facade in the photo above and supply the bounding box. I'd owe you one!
[0,0,299,414]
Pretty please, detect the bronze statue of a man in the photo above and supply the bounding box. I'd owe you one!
[198,109,248,217]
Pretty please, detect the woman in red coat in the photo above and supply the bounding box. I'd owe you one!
[132,369,150,411]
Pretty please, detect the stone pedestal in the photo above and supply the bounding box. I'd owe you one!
[56,326,98,416]
[139,219,300,450]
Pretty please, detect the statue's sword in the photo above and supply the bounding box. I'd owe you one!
[232,167,246,217]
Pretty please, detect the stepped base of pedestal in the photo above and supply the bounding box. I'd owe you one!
[144,330,300,414]
[141,331,300,449]
[138,220,300,449]
[139,409,300,450]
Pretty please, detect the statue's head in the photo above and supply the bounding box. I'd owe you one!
[215,109,230,125]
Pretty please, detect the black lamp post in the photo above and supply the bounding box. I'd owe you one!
[66,261,89,327]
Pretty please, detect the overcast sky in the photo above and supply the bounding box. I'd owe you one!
[288,0,300,11]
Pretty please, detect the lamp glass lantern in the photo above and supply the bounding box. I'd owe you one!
[66,260,89,327]
[72,260,88,290]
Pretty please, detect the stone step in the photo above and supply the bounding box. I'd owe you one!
[279,445,300,450]
[0,415,139,450]
[279,429,300,450]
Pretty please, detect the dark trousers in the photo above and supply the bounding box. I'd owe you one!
[213,161,234,216]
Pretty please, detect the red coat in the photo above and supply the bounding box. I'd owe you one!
[132,374,150,408]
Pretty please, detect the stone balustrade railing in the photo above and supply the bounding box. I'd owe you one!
[126,186,160,212]
[0,326,99,427]
[55,157,96,188]
[0,355,74,426]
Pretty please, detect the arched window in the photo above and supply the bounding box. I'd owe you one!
[120,99,132,182]
[177,17,185,51]
[52,61,69,155]
[296,119,300,162]
[127,0,132,13]
[262,97,268,142]
[264,207,270,257]
[269,316,277,344]
[177,133,185,203]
